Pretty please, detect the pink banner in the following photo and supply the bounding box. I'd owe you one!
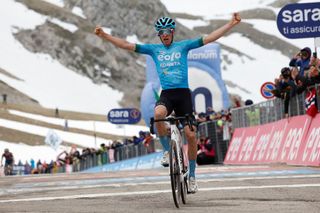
[224,115,319,166]
[297,114,320,166]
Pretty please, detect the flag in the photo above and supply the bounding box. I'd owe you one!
[305,88,318,117]
[45,130,62,150]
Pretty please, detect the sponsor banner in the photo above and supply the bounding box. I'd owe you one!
[277,116,311,164]
[251,122,278,163]
[107,108,141,124]
[298,113,320,166]
[263,119,288,163]
[277,2,320,39]
[224,115,318,166]
[224,128,246,164]
[235,126,261,164]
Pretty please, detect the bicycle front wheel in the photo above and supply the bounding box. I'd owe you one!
[169,139,181,208]
[180,145,188,204]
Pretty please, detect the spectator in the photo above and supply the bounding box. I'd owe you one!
[17,160,24,175]
[52,162,59,173]
[232,96,241,108]
[221,113,232,143]
[272,67,296,117]
[97,143,108,165]
[289,47,311,77]
[143,132,155,153]
[64,119,69,131]
[37,159,42,172]
[196,112,207,123]
[24,160,32,175]
[30,158,35,170]
[291,66,308,94]
[244,99,260,126]
[55,107,59,117]
[42,161,48,173]
[309,52,320,68]
[132,136,141,145]
[48,160,54,173]
[196,137,215,165]
[2,94,7,104]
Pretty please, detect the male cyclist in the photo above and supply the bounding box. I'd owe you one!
[1,148,14,175]
[95,13,241,193]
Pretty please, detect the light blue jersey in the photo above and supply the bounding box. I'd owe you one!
[135,37,204,90]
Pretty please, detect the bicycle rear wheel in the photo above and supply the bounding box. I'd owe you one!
[169,140,181,208]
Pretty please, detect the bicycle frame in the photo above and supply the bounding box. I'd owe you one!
[169,123,188,180]
[150,115,193,208]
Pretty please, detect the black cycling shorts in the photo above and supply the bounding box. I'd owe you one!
[155,88,193,117]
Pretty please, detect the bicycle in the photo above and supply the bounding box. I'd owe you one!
[4,164,13,176]
[150,115,194,208]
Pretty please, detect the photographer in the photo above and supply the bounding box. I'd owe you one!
[289,47,311,77]
[272,67,296,117]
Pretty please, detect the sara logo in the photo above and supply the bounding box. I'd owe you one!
[108,108,141,124]
[277,2,320,39]
[157,51,181,61]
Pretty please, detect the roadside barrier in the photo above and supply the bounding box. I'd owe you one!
[224,114,320,166]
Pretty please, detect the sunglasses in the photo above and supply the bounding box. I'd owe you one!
[158,28,173,36]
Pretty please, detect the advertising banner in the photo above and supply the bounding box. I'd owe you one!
[224,115,319,166]
[108,108,141,124]
[277,2,320,39]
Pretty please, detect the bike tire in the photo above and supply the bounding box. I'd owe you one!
[180,145,188,204]
[170,139,181,208]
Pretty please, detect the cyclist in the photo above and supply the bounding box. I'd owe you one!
[1,148,14,175]
[95,13,241,193]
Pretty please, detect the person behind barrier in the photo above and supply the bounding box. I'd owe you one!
[289,47,311,77]
[197,137,215,165]
[272,67,297,117]
[244,99,260,126]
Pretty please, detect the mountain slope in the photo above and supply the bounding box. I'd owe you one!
[0,0,317,113]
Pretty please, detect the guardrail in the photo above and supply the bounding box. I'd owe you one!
[230,85,319,129]
[9,141,155,175]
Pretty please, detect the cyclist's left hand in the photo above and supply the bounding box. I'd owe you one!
[231,13,241,25]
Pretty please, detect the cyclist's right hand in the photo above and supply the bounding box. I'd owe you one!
[94,26,105,37]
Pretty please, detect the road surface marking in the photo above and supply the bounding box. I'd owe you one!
[1,183,320,203]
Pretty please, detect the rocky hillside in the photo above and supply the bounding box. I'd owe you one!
[3,0,302,108]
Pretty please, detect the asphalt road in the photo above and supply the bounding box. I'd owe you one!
[0,165,320,213]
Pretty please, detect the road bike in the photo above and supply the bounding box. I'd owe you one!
[4,164,13,176]
[150,115,193,208]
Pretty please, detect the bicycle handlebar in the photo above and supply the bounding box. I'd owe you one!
[149,114,194,134]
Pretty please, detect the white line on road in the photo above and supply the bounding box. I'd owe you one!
[1,174,320,195]
[1,183,320,203]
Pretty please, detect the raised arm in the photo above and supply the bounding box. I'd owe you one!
[203,13,241,45]
[94,26,136,51]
